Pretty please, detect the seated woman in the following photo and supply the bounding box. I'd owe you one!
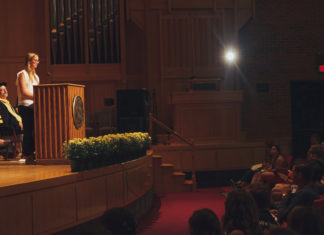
[233,142,275,188]
[234,144,289,189]
[251,145,290,188]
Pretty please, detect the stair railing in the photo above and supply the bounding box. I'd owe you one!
[149,113,197,191]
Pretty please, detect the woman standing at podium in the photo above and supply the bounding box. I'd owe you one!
[16,52,40,164]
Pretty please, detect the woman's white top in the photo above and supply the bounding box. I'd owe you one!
[16,69,39,107]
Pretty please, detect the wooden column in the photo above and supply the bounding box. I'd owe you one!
[34,83,86,163]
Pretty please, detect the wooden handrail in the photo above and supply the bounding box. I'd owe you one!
[149,113,193,146]
[149,113,197,191]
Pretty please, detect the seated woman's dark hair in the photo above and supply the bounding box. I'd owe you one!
[272,145,281,154]
[189,208,221,235]
[248,183,271,209]
[287,206,324,235]
[222,189,262,235]
[268,227,298,235]
[307,159,324,182]
[101,207,136,235]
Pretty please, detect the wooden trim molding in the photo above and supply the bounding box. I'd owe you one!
[170,90,243,104]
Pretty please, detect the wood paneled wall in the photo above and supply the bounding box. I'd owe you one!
[126,0,254,127]
[0,0,254,138]
[171,91,243,141]
[0,0,47,105]
[0,0,125,120]
[160,14,224,78]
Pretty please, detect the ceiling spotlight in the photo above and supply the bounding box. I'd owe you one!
[224,48,238,64]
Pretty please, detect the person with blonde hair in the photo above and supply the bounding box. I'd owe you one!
[16,52,40,164]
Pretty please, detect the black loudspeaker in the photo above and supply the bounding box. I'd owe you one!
[117,89,149,132]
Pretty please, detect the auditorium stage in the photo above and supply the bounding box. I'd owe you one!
[0,158,72,189]
[0,155,153,235]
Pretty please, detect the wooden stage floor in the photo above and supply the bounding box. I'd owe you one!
[0,157,72,188]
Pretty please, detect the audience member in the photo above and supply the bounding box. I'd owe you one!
[270,158,307,206]
[267,227,298,235]
[251,145,289,187]
[287,206,324,235]
[307,159,324,194]
[188,208,221,235]
[101,207,136,235]
[309,145,324,186]
[278,162,320,222]
[222,189,262,235]
[248,183,278,232]
[310,144,324,162]
[233,142,275,188]
[307,133,322,159]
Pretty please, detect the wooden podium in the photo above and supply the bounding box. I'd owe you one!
[34,83,85,163]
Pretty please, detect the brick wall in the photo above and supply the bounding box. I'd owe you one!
[239,0,324,141]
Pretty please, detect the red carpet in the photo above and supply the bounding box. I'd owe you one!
[138,187,230,235]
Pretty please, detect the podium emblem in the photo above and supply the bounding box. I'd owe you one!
[72,96,84,129]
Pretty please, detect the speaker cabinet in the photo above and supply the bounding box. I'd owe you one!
[118,117,148,133]
[117,89,149,132]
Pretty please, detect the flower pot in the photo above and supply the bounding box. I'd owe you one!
[70,159,81,172]
[95,156,103,168]
[87,158,95,170]
[79,158,88,171]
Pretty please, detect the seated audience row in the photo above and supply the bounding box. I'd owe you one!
[189,189,324,235]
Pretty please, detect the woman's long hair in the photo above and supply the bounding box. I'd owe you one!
[24,52,38,81]
[222,189,261,235]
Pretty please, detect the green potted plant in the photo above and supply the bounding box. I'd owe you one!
[63,138,86,172]
[63,132,151,172]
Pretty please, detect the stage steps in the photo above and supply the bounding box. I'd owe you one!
[152,154,193,194]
